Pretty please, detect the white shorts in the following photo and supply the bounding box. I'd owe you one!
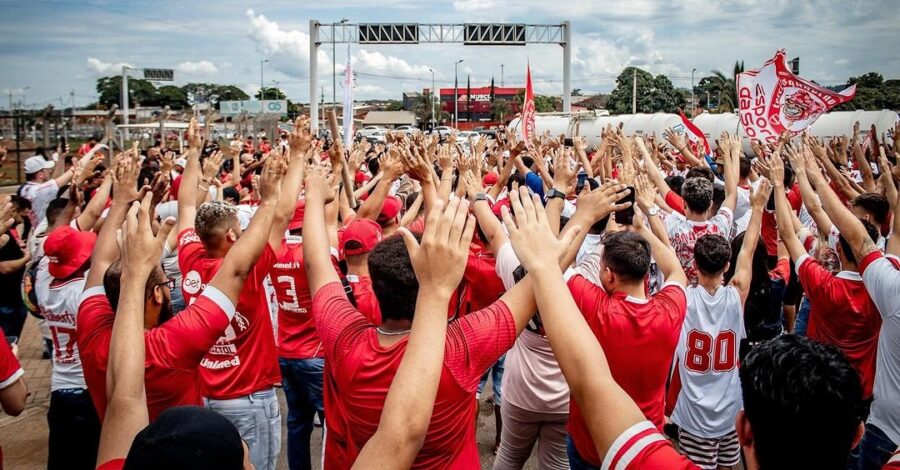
[678,428,741,469]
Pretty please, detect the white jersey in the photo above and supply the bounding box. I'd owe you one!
[671,284,746,438]
[34,262,88,391]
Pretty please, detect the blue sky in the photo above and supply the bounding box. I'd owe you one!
[1,0,898,109]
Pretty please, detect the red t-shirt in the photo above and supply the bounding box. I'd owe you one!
[347,275,382,325]
[313,282,516,469]
[884,452,900,469]
[76,285,235,421]
[797,254,881,399]
[96,459,125,470]
[601,421,698,469]
[0,325,24,392]
[762,183,801,256]
[177,229,280,400]
[270,236,327,359]
[567,275,687,467]
[460,247,506,315]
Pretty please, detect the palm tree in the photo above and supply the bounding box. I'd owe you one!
[710,61,744,113]
[412,92,436,128]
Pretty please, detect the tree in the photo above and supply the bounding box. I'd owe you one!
[155,85,188,109]
[572,88,583,96]
[254,87,286,101]
[384,101,404,111]
[513,90,557,113]
[490,99,511,122]
[96,76,157,109]
[606,67,685,114]
[704,61,744,113]
[412,92,436,126]
[833,72,898,111]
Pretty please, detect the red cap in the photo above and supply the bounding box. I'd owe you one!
[378,196,402,224]
[355,171,370,185]
[482,171,499,186]
[288,200,306,231]
[339,218,383,256]
[44,226,97,279]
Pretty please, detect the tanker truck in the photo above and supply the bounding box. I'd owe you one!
[508,110,897,155]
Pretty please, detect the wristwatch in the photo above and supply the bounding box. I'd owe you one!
[474,193,488,202]
[647,205,660,217]
[546,188,566,200]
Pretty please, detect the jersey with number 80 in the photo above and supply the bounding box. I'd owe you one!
[270,236,339,359]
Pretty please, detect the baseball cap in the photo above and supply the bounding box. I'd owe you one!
[24,156,55,175]
[287,200,306,231]
[174,158,187,168]
[482,171,499,186]
[355,170,371,185]
[44,226,97,279]
[340,218,383,256]
[377,196,402,224]
[124,406,244,470]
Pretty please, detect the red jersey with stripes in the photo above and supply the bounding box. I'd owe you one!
[602,421,698,469]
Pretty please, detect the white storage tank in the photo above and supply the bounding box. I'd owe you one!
[509,112,687,149]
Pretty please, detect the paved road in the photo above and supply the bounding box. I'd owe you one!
[0,315,538,469]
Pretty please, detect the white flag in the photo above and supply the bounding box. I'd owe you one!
[343,45,354,150]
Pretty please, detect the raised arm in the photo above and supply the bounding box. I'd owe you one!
[730,180,771,303]
[785,144,833,233]
[353,198,475,470]
[268,116,311,251]
[75,173,112,232]
[303,166,341,295]
[96,193,175,465]
[771,153,808,265]
[177,118,203,234]
[207,155,286,306]
[632,208,687,286]
[356,150,404,221]
[501,189,647,461]
[720,133,740,214]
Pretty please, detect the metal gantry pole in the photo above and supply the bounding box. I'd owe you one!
[309,20,319,132]
[562,20,571,113]
[121,66,129,141]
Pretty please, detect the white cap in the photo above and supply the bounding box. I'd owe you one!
[174,158,187,168]
[24,156,55,174]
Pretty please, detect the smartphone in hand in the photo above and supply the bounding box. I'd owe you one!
[616,186,636,225]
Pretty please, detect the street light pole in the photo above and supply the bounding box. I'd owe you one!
[690,68,696,113]
[260,59,269,100]
[454,59,463,128]
[333,18,349,113]
[428,68,435,129]
[122,67,130,140]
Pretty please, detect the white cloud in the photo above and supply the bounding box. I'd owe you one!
[176,60,218,75]
[353,50,431,78]
[834,58,849,66]
[86,57,133,75]
[453,0,498,12]
[245,9,329,77]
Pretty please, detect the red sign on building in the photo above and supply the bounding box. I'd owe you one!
[439,86,524,122]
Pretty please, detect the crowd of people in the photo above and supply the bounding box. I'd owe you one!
[0,112,899,470]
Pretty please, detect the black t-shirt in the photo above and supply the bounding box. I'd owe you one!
[0,232,25,308]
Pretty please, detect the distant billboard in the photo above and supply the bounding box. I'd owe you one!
[219,100,288,116]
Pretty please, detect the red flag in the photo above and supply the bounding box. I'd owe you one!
[522,62,536,147]
[678,110,711,157]
[737,50,855,143]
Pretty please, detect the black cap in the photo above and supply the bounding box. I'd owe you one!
[124,406,244,470]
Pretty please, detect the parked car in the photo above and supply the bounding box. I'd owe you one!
[430,126,456,138]
[356,125,388,139]
[393,125,421,135]
[457,131,480,140]
[365,130,388,143]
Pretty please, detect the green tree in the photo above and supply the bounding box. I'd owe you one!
[96,76,157,108]
[254,87,286,101]
[384,101,404,111]
[833,72,894,111]
[513,90,557,113]
[490,99,511,122]
[155,85,188,109]
[606,67,685,114]
[704,61,744,113]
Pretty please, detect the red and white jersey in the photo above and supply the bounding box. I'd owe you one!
[671,285,745,438]
[663,207,733,285]
[0,326,23,391]
[34,261,87,391]
[603,421,697,469]
[859,252,900,446]
[884,451,900,469]
[178,228,280,400]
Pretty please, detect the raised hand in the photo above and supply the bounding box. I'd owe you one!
[186,117,202,151]
[257,152,287,204]
[398,197,475,296]
[663,127,687,151]
[111,157,144,204]
[382,149,406,181]
[288,115,313,156]
[573,181,632,223]
[751,178,773,209]
[121,193,176,279]
[502,186,581,272]
[160,151,175,176]
[551,148,576,194]
[201,150,225,182]
[304,163,336,204]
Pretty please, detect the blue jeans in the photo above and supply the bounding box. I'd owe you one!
[279,357,325,470]
[47,388,101,470]
[0,304,27,339]
[567,435,600,470]
[170,285,185,315]
[850,423,898,470]
[794,296,811,337]
[206,388,281,470]
[477,354,506,405]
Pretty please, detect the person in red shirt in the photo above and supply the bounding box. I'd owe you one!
[504,187,868,470]
[560,179,689,467]
[303,168,539,469]
[340,217,384,325]
[773,152,882,405]
[0,324,26,468]
[174,118,300,470]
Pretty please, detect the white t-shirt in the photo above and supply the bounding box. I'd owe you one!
[19,180,59,227]
[671,284,746,438]
[34,261,88,391]
[861,253,900,445]
[495,242,570,414]
[664,207,734,285]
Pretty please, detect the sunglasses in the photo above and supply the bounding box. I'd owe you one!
[156,278,177,290]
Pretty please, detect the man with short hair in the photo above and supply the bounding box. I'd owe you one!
[19,155,74,227]
[340,217,384,324]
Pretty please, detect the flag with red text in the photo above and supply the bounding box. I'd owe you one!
[737,50,855,143]
[678,109,711,157]
[522,62,536,147]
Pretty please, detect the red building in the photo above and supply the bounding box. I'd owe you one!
[440,86,524,123]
